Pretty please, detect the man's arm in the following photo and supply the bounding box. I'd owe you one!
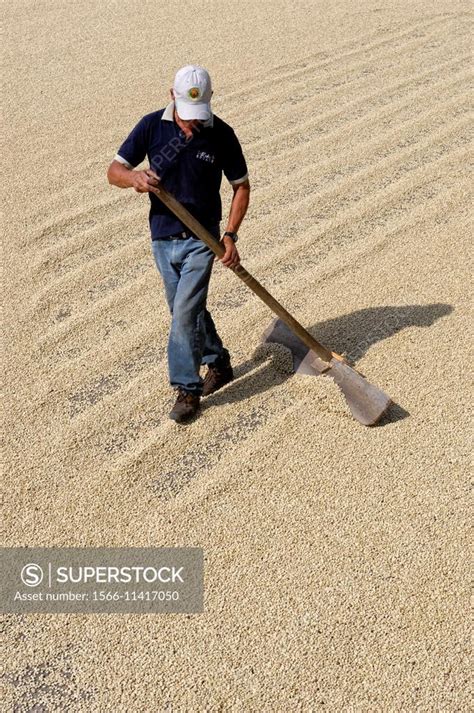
[220,179,250,269]
[107,160,160,193]
[225,179,250,234]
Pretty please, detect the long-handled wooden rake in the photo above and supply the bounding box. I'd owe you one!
[152,186,392,425]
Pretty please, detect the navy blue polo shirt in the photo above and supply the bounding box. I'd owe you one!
[115,102,248,239]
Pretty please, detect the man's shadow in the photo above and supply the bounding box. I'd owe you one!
[203,303,453,425]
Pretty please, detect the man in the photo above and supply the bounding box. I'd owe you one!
[107,65,250,423]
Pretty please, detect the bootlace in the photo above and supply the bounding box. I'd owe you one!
[177,389,195,402]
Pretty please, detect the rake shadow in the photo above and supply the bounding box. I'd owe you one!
[204,303,453,426]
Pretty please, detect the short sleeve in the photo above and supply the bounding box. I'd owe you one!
[222,129,249,185]
[115,116,149,169]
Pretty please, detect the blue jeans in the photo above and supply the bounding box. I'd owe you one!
[151,229,230,395]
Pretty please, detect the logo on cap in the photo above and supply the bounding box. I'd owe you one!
[188,87,201,100]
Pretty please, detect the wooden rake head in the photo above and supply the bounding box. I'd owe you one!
[261,319,392,426]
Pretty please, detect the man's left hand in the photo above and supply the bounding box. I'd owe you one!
[218,235,240,269]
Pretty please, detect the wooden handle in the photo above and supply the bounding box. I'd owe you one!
[152,186,334,364]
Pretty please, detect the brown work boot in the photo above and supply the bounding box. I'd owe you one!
[202,357,234,397]
[169,388,200,423]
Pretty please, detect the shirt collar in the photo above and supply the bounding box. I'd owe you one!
[161,100,214,128]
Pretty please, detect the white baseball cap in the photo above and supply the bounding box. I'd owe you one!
[173,65,212,121]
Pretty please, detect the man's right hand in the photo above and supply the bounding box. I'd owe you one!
[107,161,161,191]
[132,169,161,193]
